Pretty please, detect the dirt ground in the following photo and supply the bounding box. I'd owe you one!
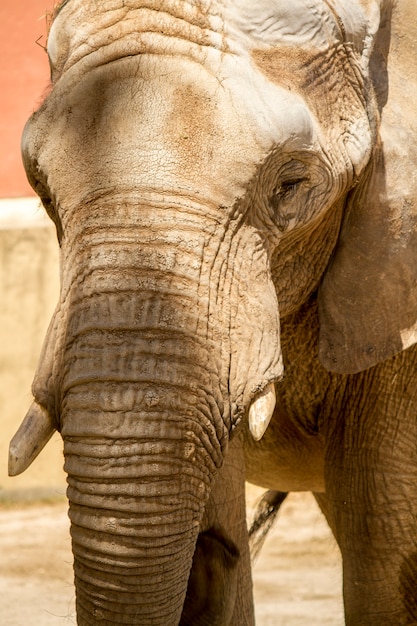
[0,490,344,625]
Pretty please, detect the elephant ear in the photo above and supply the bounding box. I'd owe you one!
[318,0,417,374]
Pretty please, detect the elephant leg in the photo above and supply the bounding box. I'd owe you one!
[180,433,254,626]
[323,354,417,625]
[180,527,240,626]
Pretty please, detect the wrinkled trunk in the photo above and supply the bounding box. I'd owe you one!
[35,192,277,624]
[63,350,222,625]
[62,330,221,625]
[65,415,215,625]
[56,201,228,624]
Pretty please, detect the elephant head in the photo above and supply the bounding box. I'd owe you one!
[9,1,417,624]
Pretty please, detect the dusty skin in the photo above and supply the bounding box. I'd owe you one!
[1,489,343,626]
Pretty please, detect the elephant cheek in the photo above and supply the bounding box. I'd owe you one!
[228,252,284,417]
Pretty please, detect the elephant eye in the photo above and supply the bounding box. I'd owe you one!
[272,178,305,202]
[269,177,307,232]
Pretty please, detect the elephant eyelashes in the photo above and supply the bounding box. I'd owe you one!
[269,177,307,232]
[274,179,304,198]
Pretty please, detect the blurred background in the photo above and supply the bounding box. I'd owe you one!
[0,1,65,501]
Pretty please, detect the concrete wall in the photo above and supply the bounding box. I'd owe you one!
[0,198,66,499]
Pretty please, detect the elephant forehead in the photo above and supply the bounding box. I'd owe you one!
[44,0,338,160]
[226,0,374,54]
[46,0,225,80]
[46,0,373,81]
[27,50,318,212]
[164,51,319,155]
[227,0,341,49]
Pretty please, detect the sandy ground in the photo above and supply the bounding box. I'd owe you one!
[0,491,344,625]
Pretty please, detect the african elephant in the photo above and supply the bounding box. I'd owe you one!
[9,0,417,624]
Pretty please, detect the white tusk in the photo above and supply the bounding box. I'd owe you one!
[249,383,276,441]
[8,402,56,477]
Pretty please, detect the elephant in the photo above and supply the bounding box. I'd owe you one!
[8,0,417,623]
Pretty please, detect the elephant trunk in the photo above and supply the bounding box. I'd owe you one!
[61,317,223,624]
[12,197,281,623]
[64,413,215,625]
[57,205,227,623]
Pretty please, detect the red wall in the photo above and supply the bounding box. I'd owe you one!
[0,1,53,197]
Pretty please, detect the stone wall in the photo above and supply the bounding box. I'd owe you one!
[0,199,66,499]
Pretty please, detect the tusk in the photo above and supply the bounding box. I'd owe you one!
[8,402,56,477]
[249,383,276,441]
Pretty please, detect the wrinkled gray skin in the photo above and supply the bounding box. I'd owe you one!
[11,0,417,624]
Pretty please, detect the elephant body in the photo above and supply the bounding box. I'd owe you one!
[9,1,417,624]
